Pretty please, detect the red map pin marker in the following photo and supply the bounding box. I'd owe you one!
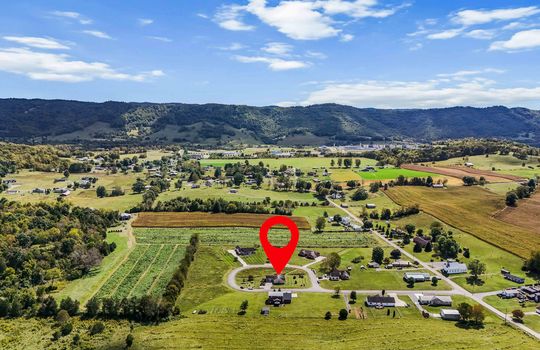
[259,216,299,275]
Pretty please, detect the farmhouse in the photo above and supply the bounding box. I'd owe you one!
[368,262,380,268]
[403,272,431,282]
[266,291,292,306]
[441,261,467,275]
[235,246,256,256]
[366,203,376,209]
[413,236,431,248]
[464,162,474,167]
[432,183,445,188]
[298,249,320,260]
[440,309,461,321]
[417,295,452,306]
[119,213,132,220]
[365,295,396,307]
[329,269,350,281]
[265,275,285,285]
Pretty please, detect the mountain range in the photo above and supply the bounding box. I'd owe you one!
[1,98,539,146]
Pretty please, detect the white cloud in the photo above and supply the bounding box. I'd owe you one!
[427,28,463,40]
[138,18,154,26]
[436,68,505,78]
[340,33,354,42]
[3,36,70,50]
[83,30,113,40]
[214,1,403,40]
[234,55,309,70]
[490,29,540,51]
[451,6,540,27]
[464,29,497,40]
[214,4,255,31]
[197,13,210,19]
[0,47,163,82]
[50,11,92,25]
[305,50,327,59]
[262,42,293,56]
[145,36,173,42]
[296,74,540,108]
[219,42,246,50]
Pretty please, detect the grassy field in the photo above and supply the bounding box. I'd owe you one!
[157,185,320,204]
[496,192,540,233]
[385,186,540,258]
[357,168,435,180]
[134,227,377,248]
[177,245,240,311]
[292,205,344,232]
[483,295,539,314]
[200,157,378,173]
[1,169,143,211]
[133,212,311,230]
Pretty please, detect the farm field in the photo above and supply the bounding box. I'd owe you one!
[357,167,436,180]
[385,186,540,258]
[495,192,540,233]
[133,212,311,230]
[93,243,186,300]
[236,267,311,289]
[400,164,516,183]
[134,227,377,248]
[434,154,540,179]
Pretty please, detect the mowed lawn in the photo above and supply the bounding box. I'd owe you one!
[357,168,435,180]
[385,186,540,258]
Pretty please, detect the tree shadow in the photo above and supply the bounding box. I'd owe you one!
[465,276,485,286]
[454,321,485,330]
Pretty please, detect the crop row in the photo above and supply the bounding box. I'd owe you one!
[134,228,376,248]
[130,244,177,298]
[148,246,187,297]
[94,245,150,299]
[113,244,163,299]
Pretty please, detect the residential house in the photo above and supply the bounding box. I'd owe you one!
[264,275,285,285]
[32,188,46,194]
[366,203,376,209]
[441,261,467,275]
[413,236,431,248]
[119,213,132,221]
[261,307,270,316]
[365,295,396,307]
[391,260,411,268]
[298,249,320,260]
[440,309,461,321]
[403,272,431,282]
[418,295,452,306]
[266,291,292,306]
[368,262,380,268]
[329,269,350,281]
[235,246,256,256]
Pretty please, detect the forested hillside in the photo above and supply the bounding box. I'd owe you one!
[0,99,539,145]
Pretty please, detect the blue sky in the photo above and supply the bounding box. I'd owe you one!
[0,0,539,108]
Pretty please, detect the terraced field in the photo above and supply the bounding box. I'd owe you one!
[134,227,377,248]
[133,212,311,230]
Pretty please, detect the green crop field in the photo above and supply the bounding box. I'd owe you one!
[134,227,377,248]
[357,167,436,180]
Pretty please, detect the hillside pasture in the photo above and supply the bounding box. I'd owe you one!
[401,164,516,183]
[385,186,540,258]
[133,212,311,230]
[357,167,435,180]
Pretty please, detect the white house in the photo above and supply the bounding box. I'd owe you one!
[403,272,431,282]
[441,261,467,275]
[365,295,395,307]
[418,295,452,306]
